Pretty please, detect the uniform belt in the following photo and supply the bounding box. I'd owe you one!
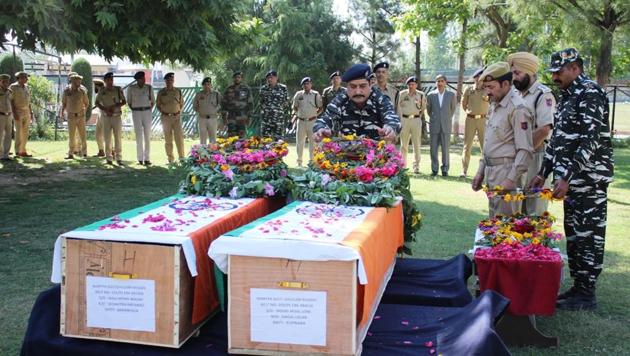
[467,114,487,119]
[402,114,420,119]
[68,112,83,117]
[298,116,317,121]
[484,157,514,166]
[0,111,11,116]
[163,112,180,117]
[131,106,151,111]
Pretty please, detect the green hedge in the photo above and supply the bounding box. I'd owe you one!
[0,53,24,81]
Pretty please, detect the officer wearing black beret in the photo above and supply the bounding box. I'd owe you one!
[259,69,289,139]
[373,61,399,107]
[322,70,347,113]
[313,63,401,142]
[222,70,252,137]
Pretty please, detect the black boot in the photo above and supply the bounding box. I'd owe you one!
[557,288,597,311]
[557,286,579,301]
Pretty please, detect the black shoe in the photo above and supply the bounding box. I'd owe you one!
[442,172,448,177]
[106,160,114,165]
[557,287,579,302]
[138,160,144,165]
[65,155,74,160]
[117,160,124,166]
[144,161,152,166]
[0,157,13,161]
[556,292,597,311]
[431,171,438,177]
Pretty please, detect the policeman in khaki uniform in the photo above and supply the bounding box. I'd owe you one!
[66,71,87,155]
[461,67,489,177]
[292,77,322,167]
[92,79,107,157]
[193,77,221,145]
[0,74,13,161]
[508,52,556,215]
[472,62,534,217]
[10,71,33,157]
[95,72,126,165]
[61,74,89,158]
[372,61,399,107]
[157,72,185,163]
[396,76,426,174]
[127,71,155,165]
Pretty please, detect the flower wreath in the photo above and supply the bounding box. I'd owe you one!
[180,136,291,198]
[292,135,422,249]
[477,212,563,248]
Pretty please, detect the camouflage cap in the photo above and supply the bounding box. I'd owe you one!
[341,63,371,82]
[548,48,581,73]
[0,74,10,80]
[405,76,417,84]
[479,62,511,82]
[373,61,389,71]
[15,71,29,78]
[300,76,311,85]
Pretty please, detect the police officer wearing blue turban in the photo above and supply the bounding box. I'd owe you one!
[313,64,401,142]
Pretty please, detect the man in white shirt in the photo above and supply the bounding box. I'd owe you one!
[127,71,155,165]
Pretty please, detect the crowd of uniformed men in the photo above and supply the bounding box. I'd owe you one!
[0,48,613,310]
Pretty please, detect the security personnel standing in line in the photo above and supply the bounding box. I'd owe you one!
[292,77,322,167]
[368,73,377,86]
[66,71,87,155]
[222,71,252,137]
[472,62,533,217]
[61,74,89,158]
[508,52,556,215]
[372,61,399,107]
[193,77,221,145]
[461,67,489,177]
[127,71,155,165]
[95,72,126,165]
[259,70,289,139]
[92,79,107,157]
[157,72,185,163]
[0,74,13,161]
[314,63,400,142]
[9,71,33,157]
[321,71,346,111]
[396,76,426,174]
[530,48,613,311]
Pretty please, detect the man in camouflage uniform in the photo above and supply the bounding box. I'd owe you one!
[396,76,426,174]
[372,61,399,107]
[321,71,346,111]
[0,74,13,161]
[222,71,252,137]
[259,70,289,139]
[314,63,400,142]
[472,62,533,217]
[157,72,185,163]
[61,74,89,158]
[95,72,126,165]
[508,52,556,216]
[292,77,322,167]
[530,48,613,311]
[194,77,221,144]
[9,71,33,157]
[461,67,489,177]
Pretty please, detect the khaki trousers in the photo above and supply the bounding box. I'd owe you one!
[400,116,422,169]
[523,150,551,216]
[14,110,30,154]
[67,113,87,156]
[161,115,184,162]
[484,162,523,217]
[296,119,315,165]
[198,117,218,145]
[461,116,486,174]
[95,112,105,151]
[132,110,152,161]
[0,114,12,158]
[103,114,122,161]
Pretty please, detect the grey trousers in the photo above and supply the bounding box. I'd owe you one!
[430,130,450,174]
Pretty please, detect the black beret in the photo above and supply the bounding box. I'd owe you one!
[202,77,212,85]
[265,70,277,78]
[373,61,389,71]
[133,71,145,79]
[405,76,417,84]
[103,72,114,80]
[300,77,311,85]
[341,64,371,82]
[367,73,375,80]
[329,71,341,80]
[164,72,174,80]
[233,71,243,78]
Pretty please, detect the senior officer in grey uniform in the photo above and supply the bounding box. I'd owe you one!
[508,52,556,215]
[292,77,322,167]
[193,77,221,145]
[259,70,289,139]
[461,67,489,177]
[397,76,426,174]
[127,71,155,165]
[313,63,400,142]
[529,49,613,311]
[95,72,126,165]
[222,71,252,137]
[472,62,534,217]
[426,74,457,176]
[321,71,346,111]
[0,74,13,161]
[373,61,399,107]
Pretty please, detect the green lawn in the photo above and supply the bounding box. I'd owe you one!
[1,139,629,355]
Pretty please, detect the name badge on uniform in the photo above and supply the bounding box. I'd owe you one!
[521,122,528,130]
[298,96,304,101]
[546,98,553,107]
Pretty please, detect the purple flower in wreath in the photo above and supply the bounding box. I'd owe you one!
[222,169,234,181]
[279,169,287,177]
[264,183,275,196]
[321,173,331,187]
[229,187,239,199]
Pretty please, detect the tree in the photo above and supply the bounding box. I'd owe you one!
[27,75,55,139]
[351,0,401,66]
[0,52,24,82]
[71,58,93,119]
[1,0,258,70]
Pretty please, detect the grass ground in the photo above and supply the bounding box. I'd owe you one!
[1,138,629,355]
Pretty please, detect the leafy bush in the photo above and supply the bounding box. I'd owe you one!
[0,53,24,81]
[28,75,56,140]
